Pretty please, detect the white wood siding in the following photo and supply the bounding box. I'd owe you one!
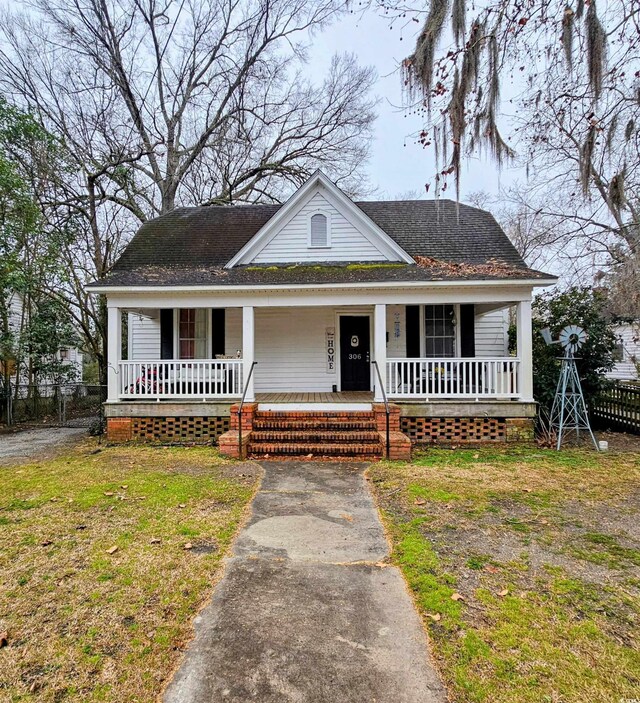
[61,347,83,381]
[254,307,339,392]
[8,293,24,334]
[475,308,509,357]
[251,190,391,264]
[608,323,639,381]
[386,304,406,357]
[128,312,161,360]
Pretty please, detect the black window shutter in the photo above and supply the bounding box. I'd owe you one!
[460,304,476,357]
[211,309,226,357]
[406,305,421,358]
[160,309,174,359]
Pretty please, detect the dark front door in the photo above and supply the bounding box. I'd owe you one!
[340,316,371,391]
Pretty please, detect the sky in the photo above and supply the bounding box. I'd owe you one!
[309,8,526,202]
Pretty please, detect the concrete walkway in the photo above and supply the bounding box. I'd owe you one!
[163,462,446,703]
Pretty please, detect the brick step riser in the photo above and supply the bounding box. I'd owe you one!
[248,454,383,461]
[253,413,375,423]
[253,421,377,431]
[251,431,381,443]
[255,412,375,418]
[248,443,383,456]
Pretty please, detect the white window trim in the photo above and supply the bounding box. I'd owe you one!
[419,303,460,357]
[307,209,332,249]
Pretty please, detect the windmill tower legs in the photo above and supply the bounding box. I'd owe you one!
[550,355,599,451]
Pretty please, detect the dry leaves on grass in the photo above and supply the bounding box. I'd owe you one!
[0,443,256,703]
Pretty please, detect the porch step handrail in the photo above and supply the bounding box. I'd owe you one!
[371,360,390,459]
[386,357,521,399]
[238,361,258,460]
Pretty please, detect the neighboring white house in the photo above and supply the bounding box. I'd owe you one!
[608,321,639,381]
[88,171,556,456]
[2,292,83,387]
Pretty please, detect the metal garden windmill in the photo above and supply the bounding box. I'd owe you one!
[541,325,599,451]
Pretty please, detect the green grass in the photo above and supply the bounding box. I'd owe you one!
[390,518,462,622]
[568,532,640,568]
[369,446,640,703]
[0,441,258,702]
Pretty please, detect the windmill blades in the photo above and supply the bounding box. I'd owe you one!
[559,325,587,354]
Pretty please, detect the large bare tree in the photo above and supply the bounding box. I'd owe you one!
[0,0,376,376]
[1,0,375,215]
[395,0,639,296]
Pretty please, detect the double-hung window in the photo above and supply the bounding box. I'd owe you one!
[178,309,208,359]
[424,304,456,357]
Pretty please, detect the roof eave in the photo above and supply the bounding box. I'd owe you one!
[86,276,558,295]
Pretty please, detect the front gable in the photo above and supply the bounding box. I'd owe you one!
[225,171,414,267]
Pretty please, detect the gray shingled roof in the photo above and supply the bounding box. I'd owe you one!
[95,199,554,287]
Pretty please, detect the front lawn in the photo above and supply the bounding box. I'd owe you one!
[0,441,258,702]
[369,445,640,703]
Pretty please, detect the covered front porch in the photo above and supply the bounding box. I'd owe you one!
[106,298,534,407]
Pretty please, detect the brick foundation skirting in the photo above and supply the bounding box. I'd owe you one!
[400,416,532,444]
[107,416,230,444]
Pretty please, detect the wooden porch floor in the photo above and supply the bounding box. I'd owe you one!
[255,391,374,403]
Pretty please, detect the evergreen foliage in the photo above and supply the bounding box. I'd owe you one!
[531,288,617,411]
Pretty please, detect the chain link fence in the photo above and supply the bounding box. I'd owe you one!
[0,382,107,435]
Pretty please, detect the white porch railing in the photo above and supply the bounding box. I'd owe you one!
[118,360,243,399]
[386,358,521,399]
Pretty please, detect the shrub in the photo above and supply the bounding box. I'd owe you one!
[532,288,617,411]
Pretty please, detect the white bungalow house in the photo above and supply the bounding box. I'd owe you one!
[87,171,556,458]
[1,292,83,388]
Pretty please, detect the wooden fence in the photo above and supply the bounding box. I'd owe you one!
[591,382,640,435]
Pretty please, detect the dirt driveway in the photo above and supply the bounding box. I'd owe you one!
[0,427,87,463]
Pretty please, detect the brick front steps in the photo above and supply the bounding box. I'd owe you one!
[216,405,412,460]
[248,411,383,459]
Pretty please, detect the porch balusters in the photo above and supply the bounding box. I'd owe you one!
[385,358,521,400]
[118,359,244,399]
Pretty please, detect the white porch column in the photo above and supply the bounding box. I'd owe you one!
[242,306,255,402]
[107,305,122,402]
[374,303,387,402]
[516,299,534,401]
